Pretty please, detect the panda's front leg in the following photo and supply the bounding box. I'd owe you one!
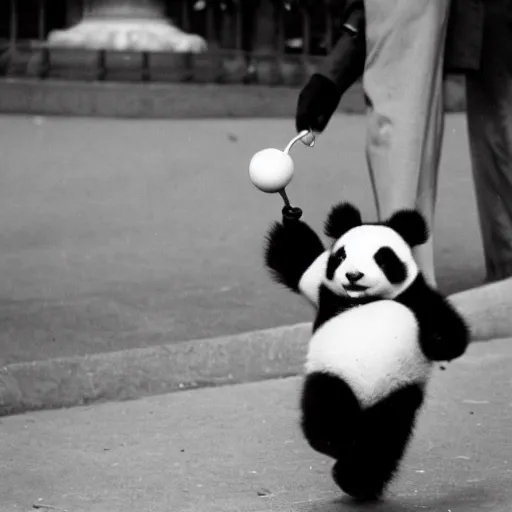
[417,293,471,362]
[264,206,326,295]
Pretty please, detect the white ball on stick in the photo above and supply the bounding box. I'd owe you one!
[248,130,315,194]
[249,148,294,193]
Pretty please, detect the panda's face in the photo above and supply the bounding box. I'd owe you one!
[325,225,418,299]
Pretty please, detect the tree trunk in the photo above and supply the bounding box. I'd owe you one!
[48,0,207,53]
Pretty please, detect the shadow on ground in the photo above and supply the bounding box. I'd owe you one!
[290,482,508,512]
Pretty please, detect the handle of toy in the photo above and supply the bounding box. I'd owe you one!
[277,160,304,221]
[282,204,303,222]
[283,130,315,154]
[278,189,291,207]
[299,130,317,148]
[272,130,312,220]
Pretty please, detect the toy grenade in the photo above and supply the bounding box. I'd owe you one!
[248,130,315,221]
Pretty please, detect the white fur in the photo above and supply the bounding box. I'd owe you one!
[298,225,419,307]
[331,225,419,299]
[298,251,342,307]
[305,300,432,407]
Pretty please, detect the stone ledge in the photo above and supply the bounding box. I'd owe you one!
[0,76,465,119]
[0,322,312,418]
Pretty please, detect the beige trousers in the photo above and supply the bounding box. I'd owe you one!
[362,0,452,286]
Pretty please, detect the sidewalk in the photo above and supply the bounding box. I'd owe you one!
[2,337,511,512]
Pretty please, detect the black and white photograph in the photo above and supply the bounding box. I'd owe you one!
[0,1,511,511]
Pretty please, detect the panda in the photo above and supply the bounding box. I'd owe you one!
[264,201,470,502]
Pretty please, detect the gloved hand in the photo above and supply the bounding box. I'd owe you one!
[295,73,342,134]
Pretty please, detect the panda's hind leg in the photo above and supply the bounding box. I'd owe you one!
[332,383,425,501]
[300,372,362,459]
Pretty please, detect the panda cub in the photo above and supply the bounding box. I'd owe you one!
[264,201,470,501]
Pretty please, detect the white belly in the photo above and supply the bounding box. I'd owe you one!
[305,300,433,407]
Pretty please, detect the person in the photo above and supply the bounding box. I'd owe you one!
[295,0,452,288]
[460,0,512,283]
[295,0,512,340]
[447,0,512,339]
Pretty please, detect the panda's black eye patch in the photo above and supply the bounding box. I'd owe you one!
[326,246,346,280]
[374,246,407,284]
[335,246,346,261]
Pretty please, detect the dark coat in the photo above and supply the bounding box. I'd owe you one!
[444,0,484,72]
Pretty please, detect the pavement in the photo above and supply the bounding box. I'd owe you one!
[0,75,464,119]
[0,78,367,119]
[0,111,504,415]
[1,336,511,512]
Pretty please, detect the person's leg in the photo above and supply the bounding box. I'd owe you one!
[465,0,512,283]
[363,0,451,287]
[414,81,445,286]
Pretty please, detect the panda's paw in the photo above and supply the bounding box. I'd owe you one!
[422,327,470,362]
[332,461,384,503]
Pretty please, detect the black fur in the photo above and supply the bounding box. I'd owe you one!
[264,201,470,500]
[324,202,362,240]
[303,274,469,501]
[330,383,425,501]
[310,274,471,358]
[386,209,429,247]
[395,274,470,362]
[324,201,429,247]
[300,373,361,459]
[264,218,325,293]
[326,246,346,280]
[301,373,425,501]
[374,246,407,284]
[263,200,469,361]
[313,284,373,332]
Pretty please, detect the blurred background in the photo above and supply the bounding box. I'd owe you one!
[0,0,356,84]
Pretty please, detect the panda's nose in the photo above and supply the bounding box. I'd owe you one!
[346,271,364,283]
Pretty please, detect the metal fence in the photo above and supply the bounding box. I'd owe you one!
[0,0,349,85]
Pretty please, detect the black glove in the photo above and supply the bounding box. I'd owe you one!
[295,73,342,134]
[295,2,365,135]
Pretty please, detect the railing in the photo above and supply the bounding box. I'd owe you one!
[0,0,349,86]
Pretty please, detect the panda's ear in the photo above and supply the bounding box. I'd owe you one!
[324,202,362,239]
[385,209,429,247]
